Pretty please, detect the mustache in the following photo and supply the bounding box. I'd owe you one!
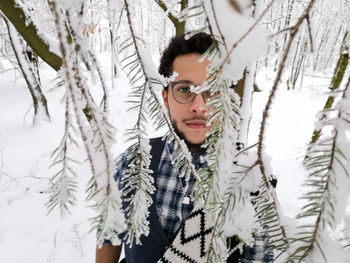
[182,117,208,122]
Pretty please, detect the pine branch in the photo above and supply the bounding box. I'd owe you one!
[52,1,115,208]
[115,0,203,244]
[46,97,77,216]
[50,2,126,244]
[63,9,115,198]
[65,11,110,114]
[289,60,350,262]
[192,76,243,262]
[304,32,349,162]
[251,0,318,257]
[51,1,97,183]
[122,0,200,182]
[120,0,157,245]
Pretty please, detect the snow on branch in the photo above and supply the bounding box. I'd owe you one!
[47,0,126,244]
[115,0,157,245]
[115,0,205,245]
[246,0,319,259]
[197,79,251,263]
[288,61,350,262]
[46,97,77,216]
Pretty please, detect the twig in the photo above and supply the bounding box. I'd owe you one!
[268,26,294,39]
[124,0,150,195]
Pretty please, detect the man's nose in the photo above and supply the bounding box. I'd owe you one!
[189,93,206,113]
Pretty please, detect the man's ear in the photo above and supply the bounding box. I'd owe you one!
[162,89,169,109]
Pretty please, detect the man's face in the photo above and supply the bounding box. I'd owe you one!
[162,53,215,146]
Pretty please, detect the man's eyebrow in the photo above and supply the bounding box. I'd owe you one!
[170,80,193,85]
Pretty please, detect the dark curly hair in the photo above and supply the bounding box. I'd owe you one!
[158,32,214,79]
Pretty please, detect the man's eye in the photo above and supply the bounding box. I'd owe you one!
[178,86,190,93]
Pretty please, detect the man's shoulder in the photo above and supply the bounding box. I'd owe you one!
[116,136,166,166]
[113,136,166,182]
[149,136,165,151]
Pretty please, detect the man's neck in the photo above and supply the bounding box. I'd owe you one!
[187,142,206,154]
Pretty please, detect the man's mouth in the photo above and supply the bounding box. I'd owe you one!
[185,120,207,129]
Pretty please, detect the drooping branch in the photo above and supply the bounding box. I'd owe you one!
[50,1,97,184]
[65,11,114,196]
[123,0,200,183]
[249,0,318,256]
[288,56,350,261]
[49,4,123,240]
[65,12,110,113]
[46,96,77,216]
[0,0,62,71]
[257,0,317,188]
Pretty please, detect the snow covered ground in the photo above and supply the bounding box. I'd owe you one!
[0,55,334,262]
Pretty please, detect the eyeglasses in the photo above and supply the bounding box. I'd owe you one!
[169,80,218,104]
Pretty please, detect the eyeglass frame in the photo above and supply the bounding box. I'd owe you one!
[167,80,215,104]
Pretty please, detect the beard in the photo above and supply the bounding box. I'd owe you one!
[171,119,205,153]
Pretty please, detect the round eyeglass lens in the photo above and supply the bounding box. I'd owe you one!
[172,83,195,103]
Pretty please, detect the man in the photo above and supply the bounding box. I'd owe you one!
[96,33,272,263]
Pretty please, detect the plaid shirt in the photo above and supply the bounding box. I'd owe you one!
[155,138,205,238]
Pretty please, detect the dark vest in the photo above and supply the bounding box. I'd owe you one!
[123,137,169,263]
